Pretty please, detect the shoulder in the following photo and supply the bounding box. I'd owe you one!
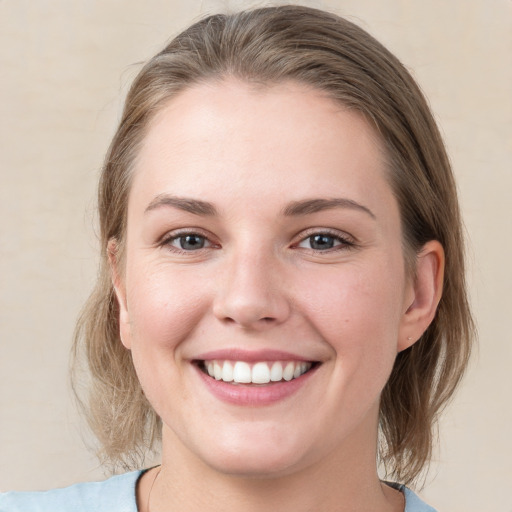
[0,470,143,512]
[385,482,438,512]
[402,486,438,512]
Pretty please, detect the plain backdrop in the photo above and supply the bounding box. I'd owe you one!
[1,1,511,510]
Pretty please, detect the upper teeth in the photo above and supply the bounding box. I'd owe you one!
[205,360,312,384]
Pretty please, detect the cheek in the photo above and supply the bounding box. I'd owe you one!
[125,260,210,355]
[297,258,405,368]
[123,262,212,414]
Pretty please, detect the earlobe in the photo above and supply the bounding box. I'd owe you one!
[398,240,445,352]
[107,239,132,349]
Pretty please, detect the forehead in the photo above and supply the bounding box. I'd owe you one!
[130,79,394,217]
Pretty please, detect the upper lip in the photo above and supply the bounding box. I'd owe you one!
[193,348,316,363]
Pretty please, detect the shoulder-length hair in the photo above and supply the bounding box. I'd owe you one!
[72,5,474,485]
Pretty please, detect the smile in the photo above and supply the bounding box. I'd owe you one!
[200,360,314,384]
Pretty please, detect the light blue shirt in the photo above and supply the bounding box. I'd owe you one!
[0,470,437,511]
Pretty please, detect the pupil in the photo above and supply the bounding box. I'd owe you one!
[180,235,204,250]
[310,234,334,250]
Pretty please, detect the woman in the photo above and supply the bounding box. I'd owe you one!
[0,5,473,511]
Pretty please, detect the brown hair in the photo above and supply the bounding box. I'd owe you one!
[72,5,474,484]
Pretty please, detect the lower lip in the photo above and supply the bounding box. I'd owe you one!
[194,364,318,406]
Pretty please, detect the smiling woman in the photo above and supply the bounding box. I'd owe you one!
[1,5,473,512]
[112,84,423,488]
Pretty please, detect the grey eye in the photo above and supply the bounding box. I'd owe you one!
[174,234,207,250]
[306,234,338,250]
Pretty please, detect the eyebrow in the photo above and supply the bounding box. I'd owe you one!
[144,194,375,220]
[145,194,217,216]
[283,198,376,219]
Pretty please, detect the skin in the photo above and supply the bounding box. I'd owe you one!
[110,80,444,512]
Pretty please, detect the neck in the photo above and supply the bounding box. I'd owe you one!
[144,424,403,512]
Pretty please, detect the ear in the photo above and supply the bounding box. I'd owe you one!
[398,240,445,352]
[107,239,132,350]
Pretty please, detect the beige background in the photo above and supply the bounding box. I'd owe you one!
[1,0,511,510]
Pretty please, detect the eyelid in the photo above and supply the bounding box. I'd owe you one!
[293,227,357,250]
[158,227,219,251]
[156,226,356,253]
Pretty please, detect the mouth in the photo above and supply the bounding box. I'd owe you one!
[195,359,319,385]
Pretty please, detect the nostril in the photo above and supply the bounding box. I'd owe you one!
[220,315,277,329]
[213,290,291,328]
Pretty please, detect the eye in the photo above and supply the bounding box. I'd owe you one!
[167,233,211,251]
[297,231,353,251]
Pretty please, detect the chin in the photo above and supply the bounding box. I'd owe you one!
[190,426,315,479]
[203,449,303,479]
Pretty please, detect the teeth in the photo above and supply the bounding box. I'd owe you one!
[213,361,222,380]
[252,362,271,384]
[283,362,295,381]
[221,361,233,382]
[204,360,312,384]
[270,361,283,382]
[233,361,252,383]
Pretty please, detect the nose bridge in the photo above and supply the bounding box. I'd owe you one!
[213,241,290,328]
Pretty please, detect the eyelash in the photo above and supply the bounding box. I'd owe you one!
[159,228,356,254]
[293,228,355,253]
[159,229,217,255]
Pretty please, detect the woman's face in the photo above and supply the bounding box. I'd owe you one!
[115,80,419,477]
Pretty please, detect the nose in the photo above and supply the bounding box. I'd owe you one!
[212,250,291,330]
